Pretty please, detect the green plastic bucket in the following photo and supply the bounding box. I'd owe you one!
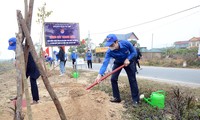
[144,90,166,109]
[72,72,79,78]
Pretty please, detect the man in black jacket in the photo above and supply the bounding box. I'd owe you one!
[133,43,142,73]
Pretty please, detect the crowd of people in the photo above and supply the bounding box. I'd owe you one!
[7,34,144,107]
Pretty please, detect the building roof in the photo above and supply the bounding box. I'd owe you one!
[189,37,200,42]
[140,47,163,53]
[115,32,139,40]
[174,41,189,45]
[148,48,164,53]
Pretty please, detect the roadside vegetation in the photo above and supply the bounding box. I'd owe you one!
[91,75,200,120]
[0,60,14,75]
[141,47,200,68]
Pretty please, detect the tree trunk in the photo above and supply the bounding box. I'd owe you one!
[17,10,67,120]
[15,34,24,120]
[17,10,33,120]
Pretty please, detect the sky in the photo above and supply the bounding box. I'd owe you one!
[0,0,200,59]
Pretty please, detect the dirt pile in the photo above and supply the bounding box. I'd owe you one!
[0,69,124,120]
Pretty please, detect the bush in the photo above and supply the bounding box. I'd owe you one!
[141,47,200,68]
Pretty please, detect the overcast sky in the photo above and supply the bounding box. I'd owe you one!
[0,0,200,59]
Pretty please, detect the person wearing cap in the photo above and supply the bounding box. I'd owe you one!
[70,50,78,69]
[132,43,142,74]
[86,49,93,69]
[8,37,40,104]
[44,55,54,67]
[95,34,139,107]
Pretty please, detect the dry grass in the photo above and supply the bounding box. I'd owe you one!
[94,75,200,119]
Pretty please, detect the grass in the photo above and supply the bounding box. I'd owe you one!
[0,61,14,75]
[92,75,200,120]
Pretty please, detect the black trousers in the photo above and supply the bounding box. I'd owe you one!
[111,62,139,103]
[72,59,76,69]
[87,60,92,68]
[30,77,39,101]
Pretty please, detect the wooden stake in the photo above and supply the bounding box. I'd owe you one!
[17,10,67,120]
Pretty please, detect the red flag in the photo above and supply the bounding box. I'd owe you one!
[45,47,49,56]
[82,39,85,44]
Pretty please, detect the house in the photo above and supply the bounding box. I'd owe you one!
[140,48,164,59]
[188,37,200,48]
[115,32,139,41]
[174,37,200,49]
[174,41,189,49]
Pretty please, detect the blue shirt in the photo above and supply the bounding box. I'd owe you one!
[71,52,78,60]
[46,56,54,62]
[86,51,92,60]
[99,40,137,75]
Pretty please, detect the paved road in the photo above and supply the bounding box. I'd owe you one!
[66,62,200,86]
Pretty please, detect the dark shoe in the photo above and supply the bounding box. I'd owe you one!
[31,100,38,105]
[133,101,139,107]
[110,98,121,103]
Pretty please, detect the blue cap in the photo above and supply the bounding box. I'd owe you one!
[105,34,118,47]
[53,51,58,54]
[8,37,16,50]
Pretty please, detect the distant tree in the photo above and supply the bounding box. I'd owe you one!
[36,2,53,51]
[99,43,104,47]
[68,39,87,56]
[68,47,75,53]
[77,43,87,55]
[98,38,106,47]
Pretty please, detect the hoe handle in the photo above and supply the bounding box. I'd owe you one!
[86,64,125,90]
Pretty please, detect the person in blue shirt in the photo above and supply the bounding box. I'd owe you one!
[53,51,59,65]
[70,51,78,69]
[45,55,54,67]
[86,49,92,69]
[95,34,139,107]
[8,37,40,104]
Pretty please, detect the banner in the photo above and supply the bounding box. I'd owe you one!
[95,47,108,53]
[44,22,80,46]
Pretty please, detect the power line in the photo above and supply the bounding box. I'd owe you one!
[91,4,200,35]
[137,10,200,35]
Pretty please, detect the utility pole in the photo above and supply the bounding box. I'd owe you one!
[151,33,154,59]
[198,41,200,59]
[151,33,154,49]
[88,31,90,50]
[198,30,200,58]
